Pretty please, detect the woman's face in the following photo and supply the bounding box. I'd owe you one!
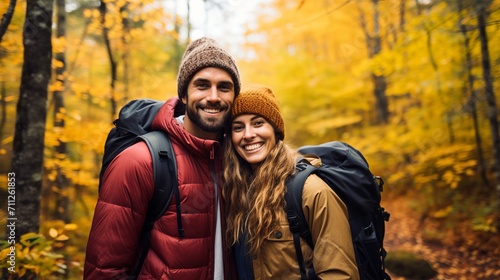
[231,114,277,167]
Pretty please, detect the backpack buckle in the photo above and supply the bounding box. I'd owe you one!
[374,176,384,192]
[287,211,301,233]
[364,223,374,237]
[382,208,391,222]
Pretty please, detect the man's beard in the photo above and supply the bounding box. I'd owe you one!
[186,105,228,133]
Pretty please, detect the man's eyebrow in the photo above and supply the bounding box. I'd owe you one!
[192,78,210,84]
[218,81,234,88]
[191,78,233,87]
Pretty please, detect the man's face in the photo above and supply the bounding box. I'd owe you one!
[182,67,235,140]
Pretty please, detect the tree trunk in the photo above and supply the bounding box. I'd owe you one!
[0,0,16,42]
[121,2,130,103]
[10,0,53,239]
[372,0,389,124]
[475,1,500,229]
[0,81,6,147]
[399,0,405,32]
[458,0,489,187]
[357,0,389,124]
[372,73,389,124]
[424,28,454,143]
[52,0,70,223]
[99,0,117,121]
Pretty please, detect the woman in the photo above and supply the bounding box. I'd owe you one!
[223,85,360,279]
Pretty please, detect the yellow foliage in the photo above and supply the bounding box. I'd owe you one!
[49,81,65,92]
[64,224,78,231]
[53,36,67,53]
[414,174,439,186]
[49,228,58,238]
[307,115,363,134]
[91,9,100,19]
[388,171,409,184]
[442,170,459,189]
[435,157,455,169]
[0,233,67,278]
[2,135,13,145]
[83,8,92,18]
[0,248,10,260]
[116,0,127,9]
[432,206,454,219]
[472,216,497,233]
[52,59,64,69]
[55,235,70,242]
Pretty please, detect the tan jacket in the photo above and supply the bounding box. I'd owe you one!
[251,159,360,279]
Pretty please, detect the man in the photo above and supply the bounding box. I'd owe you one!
[84,37,240,279]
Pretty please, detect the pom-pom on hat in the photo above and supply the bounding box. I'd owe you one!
[231,85,285,140]
[177,37,241,100]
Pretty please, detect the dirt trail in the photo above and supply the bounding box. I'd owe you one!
[382,197,500,280]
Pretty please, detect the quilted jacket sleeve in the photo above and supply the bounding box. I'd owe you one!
[302,174,360,280]
[84,142,154,279]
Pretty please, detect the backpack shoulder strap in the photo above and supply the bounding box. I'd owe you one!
[138,130,177,223]
[285,161,317,280]
[285,161,317,248]
[131,130,177,278]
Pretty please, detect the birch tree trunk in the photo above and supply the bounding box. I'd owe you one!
[11,0,53,239]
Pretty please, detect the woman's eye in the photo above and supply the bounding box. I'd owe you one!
[254,120,264,126]
[232,125,243,132]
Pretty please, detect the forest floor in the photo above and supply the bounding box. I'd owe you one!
[383,196,500,280]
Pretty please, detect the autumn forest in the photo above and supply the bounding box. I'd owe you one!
[1,0,500,279]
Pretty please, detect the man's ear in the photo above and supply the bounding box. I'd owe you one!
[181,96,187,105]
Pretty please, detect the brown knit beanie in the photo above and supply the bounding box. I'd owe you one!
[231,85,285,140]
[177,37,241,100]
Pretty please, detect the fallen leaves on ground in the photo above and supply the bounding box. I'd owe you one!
[383,196,500,280]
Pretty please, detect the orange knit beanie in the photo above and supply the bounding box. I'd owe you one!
[231,85,285,140]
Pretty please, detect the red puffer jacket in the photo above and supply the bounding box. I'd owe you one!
[84,97,236,279]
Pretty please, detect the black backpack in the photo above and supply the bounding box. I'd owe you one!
[284,141,391,280]
[99,98,182,279]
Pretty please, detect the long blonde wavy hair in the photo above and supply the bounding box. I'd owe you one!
[222,132,298,255]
